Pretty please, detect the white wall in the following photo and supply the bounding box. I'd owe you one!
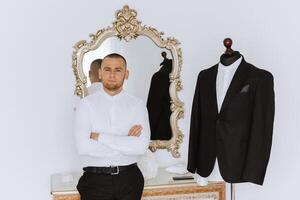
[1,0,299,199]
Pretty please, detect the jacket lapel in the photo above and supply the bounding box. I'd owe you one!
[209,65,219,116]
[219,58,250,114]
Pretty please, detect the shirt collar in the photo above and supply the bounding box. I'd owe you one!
[218,56,243,71]
[100,88,125,101]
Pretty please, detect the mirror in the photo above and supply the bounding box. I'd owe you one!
[72,5,184,157]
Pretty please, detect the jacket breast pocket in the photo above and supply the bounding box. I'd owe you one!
[231,92,252,111]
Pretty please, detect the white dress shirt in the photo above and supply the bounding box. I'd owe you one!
[216,57,242,112]
[87,82,102,95]
[74,89,151,167]
[197,57,242,185]
[72,83,103,112]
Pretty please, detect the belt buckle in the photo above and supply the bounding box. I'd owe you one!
[110,166,119,175]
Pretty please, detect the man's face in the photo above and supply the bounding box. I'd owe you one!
[99,57,128,92]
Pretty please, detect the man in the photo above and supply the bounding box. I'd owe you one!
[88,59,102,95]
[74,53,150,200]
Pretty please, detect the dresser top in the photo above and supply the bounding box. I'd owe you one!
[51,167,202,195]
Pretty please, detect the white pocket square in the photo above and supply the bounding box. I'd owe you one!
[240,84,250,93]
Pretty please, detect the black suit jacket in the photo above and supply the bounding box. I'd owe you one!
[187,58,275,185]
[147,62,172,140]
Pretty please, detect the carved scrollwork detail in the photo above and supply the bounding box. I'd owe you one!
[146,26,165,41]
[113,5,141,41]
[176,79,183,91]
[73,40,87,51]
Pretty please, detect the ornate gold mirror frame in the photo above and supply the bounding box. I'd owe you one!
[72,5,184,157]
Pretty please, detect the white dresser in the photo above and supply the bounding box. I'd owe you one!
[51,168,225,200]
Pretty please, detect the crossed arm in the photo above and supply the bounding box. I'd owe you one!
[90,124,142,140]
[74,100,150,157]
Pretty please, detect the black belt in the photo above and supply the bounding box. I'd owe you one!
[83,163,137,175]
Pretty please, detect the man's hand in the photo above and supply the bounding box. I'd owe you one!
[128,125,143,137]
[90,132,100,141]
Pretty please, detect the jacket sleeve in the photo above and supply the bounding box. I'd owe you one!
[187,71,203,173]
[243,72,275,185]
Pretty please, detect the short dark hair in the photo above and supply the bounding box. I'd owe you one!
[89,59,102,83]
[90,59,102,73]
[102,53,127,68]
[90,59,102,71]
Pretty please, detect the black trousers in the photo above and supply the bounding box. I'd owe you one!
[77,166,144,200]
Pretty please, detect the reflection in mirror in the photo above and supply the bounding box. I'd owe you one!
[82,36,173,140]
[147,51,172,140]
[87,59,102,95]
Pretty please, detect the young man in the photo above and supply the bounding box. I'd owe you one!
[87,59,102,95]
[74,53,150,200]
